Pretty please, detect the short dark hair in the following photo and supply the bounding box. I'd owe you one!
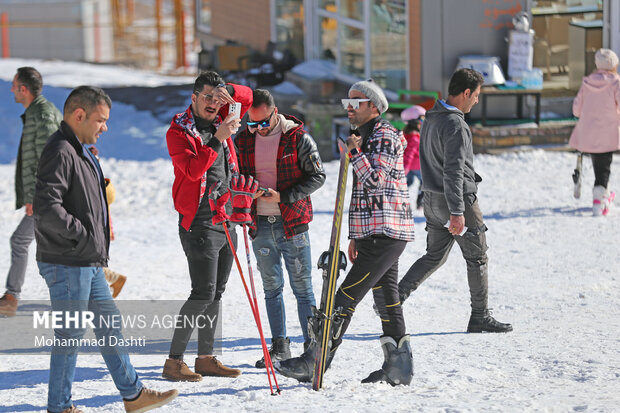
[448,68,485,97]
[16,67,43,97]
[63,86,112,116]
[251,89,275,108]
[193,71,224,94]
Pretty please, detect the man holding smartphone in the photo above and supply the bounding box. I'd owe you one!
[163,71,253,381]
[236,89,325,368]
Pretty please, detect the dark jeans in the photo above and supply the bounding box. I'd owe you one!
[591,152,613,188]
[333,236,408,349]
[399,192,489,316]
[169,226,236,358]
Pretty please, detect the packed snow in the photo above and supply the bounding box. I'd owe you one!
[0,58,619,412]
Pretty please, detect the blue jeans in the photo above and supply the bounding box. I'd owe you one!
[252,216,315,343]
[38,262,142,412]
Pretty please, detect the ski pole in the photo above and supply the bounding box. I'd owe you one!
[221,223,279,395]
[242,224,280,393]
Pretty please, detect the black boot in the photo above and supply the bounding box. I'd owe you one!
[467,310,513,333]
[361,335,413,386]
[255,337,291,368]
[274,311,343,382]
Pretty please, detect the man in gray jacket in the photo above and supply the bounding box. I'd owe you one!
[398,68,512,333]
[0,67,61,317]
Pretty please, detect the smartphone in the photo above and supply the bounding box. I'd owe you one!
[259,187,273,197]
[229,102,241,120]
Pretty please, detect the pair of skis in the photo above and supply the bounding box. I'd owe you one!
[311,138,350,391]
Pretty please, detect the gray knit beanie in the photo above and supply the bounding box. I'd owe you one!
[349,79,388,114]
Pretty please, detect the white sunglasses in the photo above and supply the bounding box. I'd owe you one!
[341,98,371,110]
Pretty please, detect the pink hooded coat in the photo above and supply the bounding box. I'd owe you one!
[569,70,620,153]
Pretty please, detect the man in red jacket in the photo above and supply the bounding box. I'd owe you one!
[163,71,252,381]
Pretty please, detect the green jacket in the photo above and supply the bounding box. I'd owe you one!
[15,95,62,209]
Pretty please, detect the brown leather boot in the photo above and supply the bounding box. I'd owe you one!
[162,358,202,382]
[0,293,17,317]
[109,274,127,298]
[123,387,178,413]
[195,356,241,378]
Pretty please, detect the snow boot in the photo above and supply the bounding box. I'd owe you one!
[274,314,343,382]
[592,185,615,216]
[195,356,241,377]
[161,358,202,382]
[274,340,338,383]
[0,293,17,317]
[361,335,413,386]
[123,387,178,413]
[255,337,291,368]
[467,309,513,333]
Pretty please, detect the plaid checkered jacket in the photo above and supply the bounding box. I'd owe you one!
[348,118,415,241]
[236,114,325,239]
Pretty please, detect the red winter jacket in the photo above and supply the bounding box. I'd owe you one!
[403,131,420,173]
[166,84,252,230]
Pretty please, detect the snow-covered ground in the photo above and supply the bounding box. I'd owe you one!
[0,58,619,412]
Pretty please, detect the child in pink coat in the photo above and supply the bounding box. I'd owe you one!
[569,48,620,216]
[402,106,426,209]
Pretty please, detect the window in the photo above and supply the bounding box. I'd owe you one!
[275,0,305,61]
[370,0,407,90]
[312,0,408,90]
[197,0,212,33]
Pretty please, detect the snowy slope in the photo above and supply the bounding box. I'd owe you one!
[1,151,619,412]
[0,58,619,412]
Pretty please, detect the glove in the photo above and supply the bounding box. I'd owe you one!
[208,181,231,225]
[229,175,258,224]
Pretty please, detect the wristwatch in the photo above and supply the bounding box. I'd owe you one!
[349,147,360,157]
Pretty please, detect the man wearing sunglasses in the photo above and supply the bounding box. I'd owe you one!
[163,71,253,381]
[276,79,415,386]
[236,89,325,368]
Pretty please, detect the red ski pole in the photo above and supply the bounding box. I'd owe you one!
[222,223,280,395]
[242,224,280,393]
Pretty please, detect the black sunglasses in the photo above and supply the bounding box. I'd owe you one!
[247,110,275,129]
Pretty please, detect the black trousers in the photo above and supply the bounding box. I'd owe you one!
[399,192,489,317]
[591,152,613,188]
[169,225,237,358]
[332,236,408,349]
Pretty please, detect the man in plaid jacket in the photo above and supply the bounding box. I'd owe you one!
[236,89,325,368]
[276,79,415,386]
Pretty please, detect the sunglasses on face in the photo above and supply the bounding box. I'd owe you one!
[342,98,371,110]
[196,92,216,104]
[247,110,275,129]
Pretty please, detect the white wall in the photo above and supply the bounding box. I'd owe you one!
[0,0,114,62]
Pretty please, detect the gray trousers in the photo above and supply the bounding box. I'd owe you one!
[399,192,489,316]
[5,215,35,299]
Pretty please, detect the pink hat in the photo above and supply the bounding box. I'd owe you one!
[401,105,426,121]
